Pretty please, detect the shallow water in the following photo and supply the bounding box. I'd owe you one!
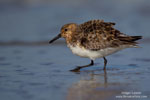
[0,0,150,100]
[0,41,150,100]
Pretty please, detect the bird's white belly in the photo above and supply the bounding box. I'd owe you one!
[68,45,129,60]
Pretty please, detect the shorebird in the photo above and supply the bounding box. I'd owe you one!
[49,20,142,71]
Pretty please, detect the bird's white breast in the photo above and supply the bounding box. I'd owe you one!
[68,45,131,60]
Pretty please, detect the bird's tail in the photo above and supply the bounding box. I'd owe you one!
[130,36,142,41]
[118,36,142,42]
[118,35,142,48]
[128,36,142,48]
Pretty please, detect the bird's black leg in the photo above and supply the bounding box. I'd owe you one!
[103,57,107,70]
[70,60,94,72]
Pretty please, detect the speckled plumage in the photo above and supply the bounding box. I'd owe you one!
[60,20,141,51]
[49,20,142,71]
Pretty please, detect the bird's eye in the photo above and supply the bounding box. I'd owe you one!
[64,29,68,31]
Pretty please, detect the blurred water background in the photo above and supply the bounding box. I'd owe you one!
[0,0,150,100]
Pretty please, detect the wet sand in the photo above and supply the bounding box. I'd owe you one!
[0,39,149,100]
[0,0,150,100]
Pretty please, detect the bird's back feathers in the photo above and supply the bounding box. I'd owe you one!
[71,20,143,51]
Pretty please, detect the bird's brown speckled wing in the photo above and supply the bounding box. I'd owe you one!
[78,20,141,50]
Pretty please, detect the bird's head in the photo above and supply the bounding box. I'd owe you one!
[49,23,78,44]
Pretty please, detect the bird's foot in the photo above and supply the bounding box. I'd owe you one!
[70,67,81,72]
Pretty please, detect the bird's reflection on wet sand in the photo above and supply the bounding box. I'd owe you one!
[67,70,124,100]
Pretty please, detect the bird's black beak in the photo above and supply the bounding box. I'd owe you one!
[49,34,61,44]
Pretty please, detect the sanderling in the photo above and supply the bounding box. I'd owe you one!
[49,20,142,71]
